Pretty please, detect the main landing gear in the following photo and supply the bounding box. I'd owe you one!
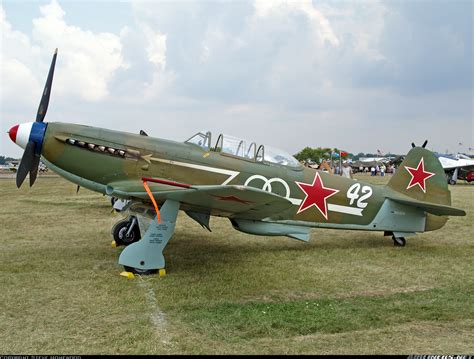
[123,266,158,276]
[118,200,180,275]
[112,216,141,246]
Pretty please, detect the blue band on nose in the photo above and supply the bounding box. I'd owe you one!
[29,122,48,155]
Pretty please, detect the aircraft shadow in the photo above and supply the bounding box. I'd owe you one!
[164,230,391,274]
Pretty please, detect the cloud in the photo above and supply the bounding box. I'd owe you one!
[1,0,472,157]
[254,0,340,46]
[31,0,126,101]
[0,5,42,108]
[1,0,129,109]
[128,0,393,109]
[375,1,473,94]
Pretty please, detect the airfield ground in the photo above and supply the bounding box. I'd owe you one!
[0,174,472,354]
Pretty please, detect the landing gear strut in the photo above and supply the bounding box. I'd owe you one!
[119,200,180,275]
[112,216,141,246]
[392,235,406,247]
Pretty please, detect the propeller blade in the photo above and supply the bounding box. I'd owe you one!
[422,140,428,148]
[36,48,58,122]
[16,141,36,188]
[29,155,41,187]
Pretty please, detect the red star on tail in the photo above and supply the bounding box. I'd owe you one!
[295,172,339,220]
[405,157,435,193]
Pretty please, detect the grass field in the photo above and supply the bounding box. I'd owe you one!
[0,174,472,354]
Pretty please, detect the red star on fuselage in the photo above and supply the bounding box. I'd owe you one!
[405,157,435,193]
[295,172,339,220]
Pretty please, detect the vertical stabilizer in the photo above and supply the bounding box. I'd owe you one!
[386,147,451,206]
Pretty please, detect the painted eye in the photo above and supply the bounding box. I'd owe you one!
[87,144,95,150]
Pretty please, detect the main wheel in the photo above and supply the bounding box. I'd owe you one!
[124,266,158,275]
[449,179,456,185]
[392,236,406,247]
[112,217,141,246]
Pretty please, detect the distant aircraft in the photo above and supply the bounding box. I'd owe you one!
[7,50,466,275]
[3,160,20,172]
[436,153,474,185]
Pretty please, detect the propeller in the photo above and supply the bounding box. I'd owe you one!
[411,140,428,149]
[16,49,57,188]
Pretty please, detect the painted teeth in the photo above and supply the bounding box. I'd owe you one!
[66,138,128,159]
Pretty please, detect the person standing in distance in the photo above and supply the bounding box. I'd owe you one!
[342,161,354,179]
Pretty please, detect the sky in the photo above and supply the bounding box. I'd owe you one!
[1,0,472,158]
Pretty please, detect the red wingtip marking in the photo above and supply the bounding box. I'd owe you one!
[8,124,19,143]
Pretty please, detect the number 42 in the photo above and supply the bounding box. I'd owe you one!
[347,183,373,209]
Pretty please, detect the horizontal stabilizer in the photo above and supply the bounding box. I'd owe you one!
[389,197,465,216]
[287,232,310,242]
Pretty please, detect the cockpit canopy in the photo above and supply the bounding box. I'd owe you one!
[185,131,300,167]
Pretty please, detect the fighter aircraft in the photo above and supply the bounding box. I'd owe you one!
[7,50,466,275]
[436,153,474,185]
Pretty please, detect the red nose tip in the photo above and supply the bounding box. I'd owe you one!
[8,124,19,143]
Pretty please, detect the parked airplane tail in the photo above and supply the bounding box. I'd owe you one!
[385,146,465,217]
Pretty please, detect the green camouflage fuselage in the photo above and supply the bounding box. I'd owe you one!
[41,122,450,233]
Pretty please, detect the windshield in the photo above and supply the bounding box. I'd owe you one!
[185,131,211,149]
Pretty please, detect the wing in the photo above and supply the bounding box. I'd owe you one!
[109,180,294,220]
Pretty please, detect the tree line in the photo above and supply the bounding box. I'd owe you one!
[294,147,400,163]
[0,156,18,165]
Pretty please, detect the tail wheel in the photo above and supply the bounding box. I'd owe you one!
[392,235,406,247]
[112,217,141,246]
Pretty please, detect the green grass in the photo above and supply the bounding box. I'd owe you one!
[0,174,472,354]
[181,287,473,338]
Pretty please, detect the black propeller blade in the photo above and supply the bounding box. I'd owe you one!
[29,154,41,187]
[16,141,36,188]
[36,48,58,123]
[16,49,58,188]
[411,140,428,149]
